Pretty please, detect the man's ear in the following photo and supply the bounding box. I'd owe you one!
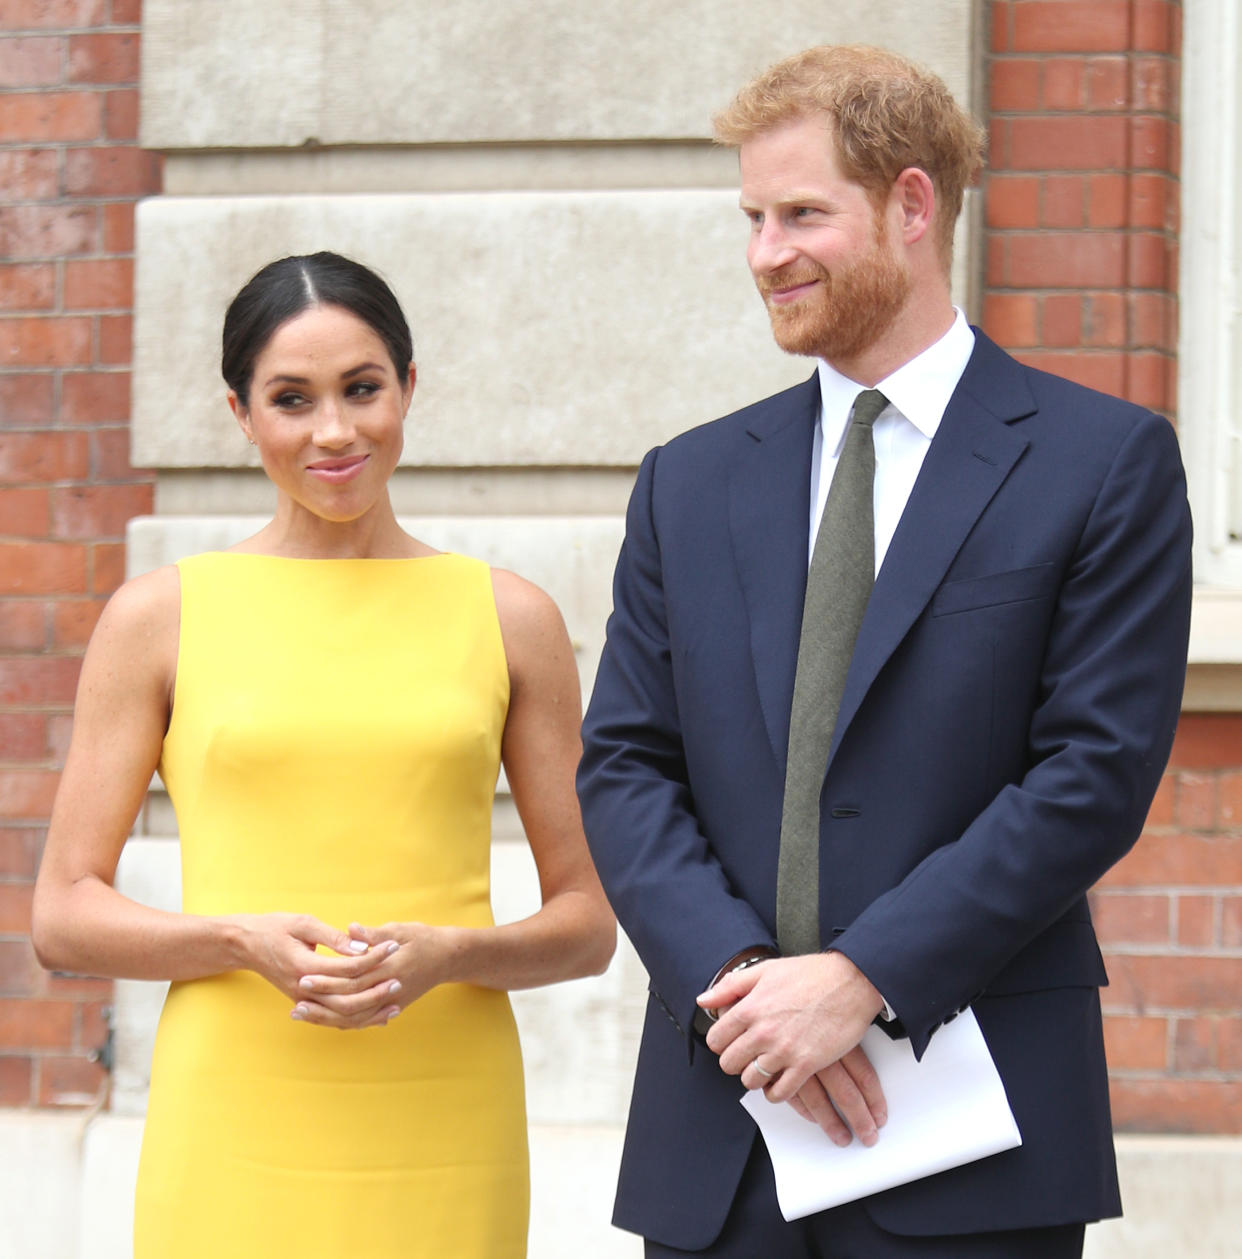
[892,166,936,246]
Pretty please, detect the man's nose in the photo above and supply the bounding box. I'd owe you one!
[748,219,798,274]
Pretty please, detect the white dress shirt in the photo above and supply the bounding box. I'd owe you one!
[809,308,977,569]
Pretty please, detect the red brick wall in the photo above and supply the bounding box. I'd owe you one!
[0,0,158,1106]
[1096,723,1242,1132]
[985,0,1240,1133]
[984,0,1179,412]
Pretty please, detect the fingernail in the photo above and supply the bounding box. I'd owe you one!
[348,939,368,954]
[388,980,402,994]
[291,1008,305,1021]
[299,976,314,990]
[834,1133,852,1148]
[384,941,399,955]
[385,1006,399,1022]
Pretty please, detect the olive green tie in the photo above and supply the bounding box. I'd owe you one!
[776,389,888,956]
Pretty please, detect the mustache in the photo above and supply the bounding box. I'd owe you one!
[755,266,829,298]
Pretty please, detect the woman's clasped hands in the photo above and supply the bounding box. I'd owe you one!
[234,912,446,1030]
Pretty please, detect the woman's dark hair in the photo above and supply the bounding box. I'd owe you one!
[221,252,414,406]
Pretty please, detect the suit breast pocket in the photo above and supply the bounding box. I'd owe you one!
[929,562,1059,618]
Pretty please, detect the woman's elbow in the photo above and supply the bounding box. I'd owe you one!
[30,880,83,974]
[30,899,67,973]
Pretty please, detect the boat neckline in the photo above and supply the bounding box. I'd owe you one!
[201,550,457,563]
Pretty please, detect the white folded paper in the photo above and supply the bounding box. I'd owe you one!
[740,1008,1021,1220]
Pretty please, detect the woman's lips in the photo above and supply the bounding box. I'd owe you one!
[306,454,369,483]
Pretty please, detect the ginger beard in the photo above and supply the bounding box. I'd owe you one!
[756,209,913,364]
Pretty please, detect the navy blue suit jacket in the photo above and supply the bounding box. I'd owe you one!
[577,331,1193,1249]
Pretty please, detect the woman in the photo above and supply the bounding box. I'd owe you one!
[32,252,616,1257]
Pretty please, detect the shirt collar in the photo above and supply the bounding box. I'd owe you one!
[815,308,976,454]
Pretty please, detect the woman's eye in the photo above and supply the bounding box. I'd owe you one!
[273,392,306,408]
[348,381,379,397]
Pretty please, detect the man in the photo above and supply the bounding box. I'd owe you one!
[577,44,1192,1259]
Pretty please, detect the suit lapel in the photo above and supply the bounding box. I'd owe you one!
[727,374,819,771]
[828,333,1038,760]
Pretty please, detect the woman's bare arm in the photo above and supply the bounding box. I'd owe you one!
[32,567,387,998]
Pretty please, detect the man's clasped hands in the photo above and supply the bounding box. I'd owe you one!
[697,949,890,1148]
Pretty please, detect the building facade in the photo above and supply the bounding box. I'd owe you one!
[1,1,1238,1254]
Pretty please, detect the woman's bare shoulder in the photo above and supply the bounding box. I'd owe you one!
[90,564,181,658]
[488,566,566,643]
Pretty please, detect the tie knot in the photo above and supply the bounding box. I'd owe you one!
[851,389,888,430]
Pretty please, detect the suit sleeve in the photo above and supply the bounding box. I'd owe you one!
[833,410,1193,1057]
[577,448,776,1042]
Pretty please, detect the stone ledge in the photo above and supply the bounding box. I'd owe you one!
[1184,588,1242,711]
[1188,588,1242,664]
[141,0,972,149]
[150,467,641,519]
[162,144,739,197]
[132,190,807,469]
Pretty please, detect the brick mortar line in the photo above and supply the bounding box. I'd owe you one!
[988,110,1179,117]
[0,475,151,485]
[1103,1012,1242,1023]
[0,27,141,38]
[983,214,1179,221]
[0,309,132,316]
[1109,1074,1242,1083]
[1096,890,1242,897]
[987,54,1181,59]
[6,309,133,317]
[1102,947,1242,956]
[1103,1013,1242,1021]
[1096,886,1242,895]
[0,84,139,94]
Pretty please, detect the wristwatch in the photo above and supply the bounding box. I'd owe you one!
[692,945,778,1035]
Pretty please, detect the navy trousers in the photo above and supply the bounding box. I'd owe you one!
[643,1139,1086,1259]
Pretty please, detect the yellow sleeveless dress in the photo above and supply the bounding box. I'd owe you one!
[134,552,529,1257]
